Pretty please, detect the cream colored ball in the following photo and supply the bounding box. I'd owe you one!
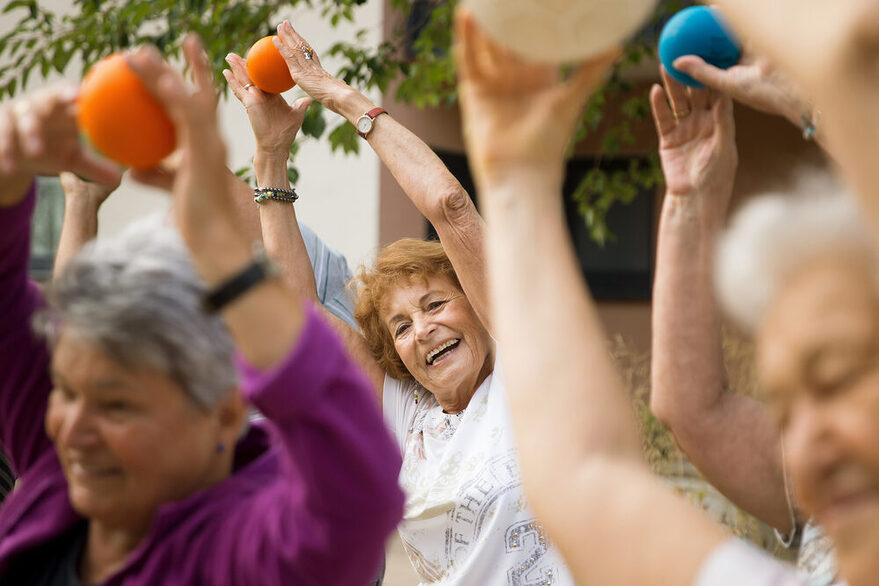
[465,0,656,63]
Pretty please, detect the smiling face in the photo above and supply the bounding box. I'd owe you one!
[757,255,879,584]
[380,274,494,412]
[45,328,242,534]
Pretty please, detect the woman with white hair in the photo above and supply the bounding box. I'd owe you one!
[456,8,878,586]
[0,39,403,585]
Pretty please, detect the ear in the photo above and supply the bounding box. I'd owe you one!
[213,389,249,445]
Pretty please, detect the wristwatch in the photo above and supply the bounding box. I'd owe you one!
[355,107,388,138]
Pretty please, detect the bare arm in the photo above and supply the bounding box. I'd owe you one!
[456,10,727,585]
[53,172,121,279]
[648,72,793,531]
[222,51,385,396]
[274,21,491,330]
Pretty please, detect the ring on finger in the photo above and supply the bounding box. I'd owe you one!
[301,45,313,60]
[673,107,691,120]
[242,83,254,90]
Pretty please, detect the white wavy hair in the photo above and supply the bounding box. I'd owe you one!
[715,178,878,334]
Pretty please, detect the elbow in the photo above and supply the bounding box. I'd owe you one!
[429,184,474,227]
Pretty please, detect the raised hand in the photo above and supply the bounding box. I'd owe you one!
[59,171,121,208]
[273,21,353,115]
[223,52,312,156]
[0,84,121,206]
[650,68,737,222]
[672,50,809,128]
[454,8,618,188]
[126,37,250,282]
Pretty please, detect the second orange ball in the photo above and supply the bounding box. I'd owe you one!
[246,36,296,94]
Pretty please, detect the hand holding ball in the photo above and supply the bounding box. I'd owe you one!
[465,0,656,64]
[245,36,296,94]
[77,53,176,169]
[659,7,742,87]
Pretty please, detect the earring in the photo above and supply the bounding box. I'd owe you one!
[414,386,419,405]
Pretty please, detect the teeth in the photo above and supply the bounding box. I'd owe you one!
[426,339,460,365]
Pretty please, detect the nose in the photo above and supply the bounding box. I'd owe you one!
[52,400,102,450]
[784,395,840,489]
[412,313,437,342]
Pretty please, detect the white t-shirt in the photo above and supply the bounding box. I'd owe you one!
[383,365,575,586]
[695,539,846,586]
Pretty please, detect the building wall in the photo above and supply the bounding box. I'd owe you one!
[376,6,830,351]
[1,0,385,270]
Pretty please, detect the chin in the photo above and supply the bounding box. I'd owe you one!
[826,505,879,585]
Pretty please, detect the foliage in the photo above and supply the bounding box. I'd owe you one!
[1,0,692,240]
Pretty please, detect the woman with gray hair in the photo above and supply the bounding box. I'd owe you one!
[456,8,878,586]
[0,38,403,585]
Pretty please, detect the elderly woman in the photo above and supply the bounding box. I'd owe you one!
[0,39,403,585]
[222,20,576,585]
[649,50,839,583]
[456,8,877,586]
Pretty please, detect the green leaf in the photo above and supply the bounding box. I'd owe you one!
[328,122,359,155]
[301,103,327,139]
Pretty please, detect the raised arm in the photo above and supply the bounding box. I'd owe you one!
[0,85,120,475]
[222,49,384,395]
[456,10,727,585]
[273,21,490,329]
[649,70,794,532]
[54,172,121,279]
[128,39,403,583]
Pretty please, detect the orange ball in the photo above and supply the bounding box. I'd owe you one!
[246,36,295,94]
[77,53,176,169]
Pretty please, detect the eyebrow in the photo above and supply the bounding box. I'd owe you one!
[386,291,445,328]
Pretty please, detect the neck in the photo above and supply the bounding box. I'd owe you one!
[80,519,152,584]
[435,349,495,413]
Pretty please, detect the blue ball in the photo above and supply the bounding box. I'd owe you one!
[658,6,742,88]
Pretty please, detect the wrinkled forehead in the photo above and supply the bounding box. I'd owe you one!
[757,256,879,382]
[378,273,461,321]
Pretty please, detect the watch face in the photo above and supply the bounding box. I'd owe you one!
[357,116,372,134]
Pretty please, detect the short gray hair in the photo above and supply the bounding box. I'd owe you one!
[38,216,237,410]
[716,191,878,333]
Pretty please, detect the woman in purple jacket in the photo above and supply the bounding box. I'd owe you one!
[0,38,403,585]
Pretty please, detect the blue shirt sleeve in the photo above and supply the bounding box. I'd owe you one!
[297,221,359,330]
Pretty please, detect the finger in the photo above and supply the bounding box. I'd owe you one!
[712,93,736,140]
[14,101,45,158]
[224,52,253,88]
[273,33,303,73]
[688,84,710,112]
[649,83,677,137]
[126,47,191,136]
[129,165,176,192]
[278,20,308,52]
[661,66,691,118]
[222,69,245,103]
[68,148,123,186]
[183,35,218,114]
[672,56,733,93]
[292,96,313,114]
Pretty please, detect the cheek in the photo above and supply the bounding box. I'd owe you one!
[44,394,66,443]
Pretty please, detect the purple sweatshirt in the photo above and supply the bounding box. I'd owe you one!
[0,187,404,585]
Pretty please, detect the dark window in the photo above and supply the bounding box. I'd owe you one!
[428,150,654,300]
[29,176,65,281]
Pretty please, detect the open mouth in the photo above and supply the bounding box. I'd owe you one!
[426,339,461,365]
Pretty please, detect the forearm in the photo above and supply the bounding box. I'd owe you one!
[481,169,725,585]
[54,196,101,280]
[481,167,642,478]
[333,91,492,325]
[252,149,319,303]
[651,193,729,425]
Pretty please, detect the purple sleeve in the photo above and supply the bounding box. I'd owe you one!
[0,185,54,477]
[220,305,404,586]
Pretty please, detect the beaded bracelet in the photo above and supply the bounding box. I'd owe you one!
[253,186,299,205]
